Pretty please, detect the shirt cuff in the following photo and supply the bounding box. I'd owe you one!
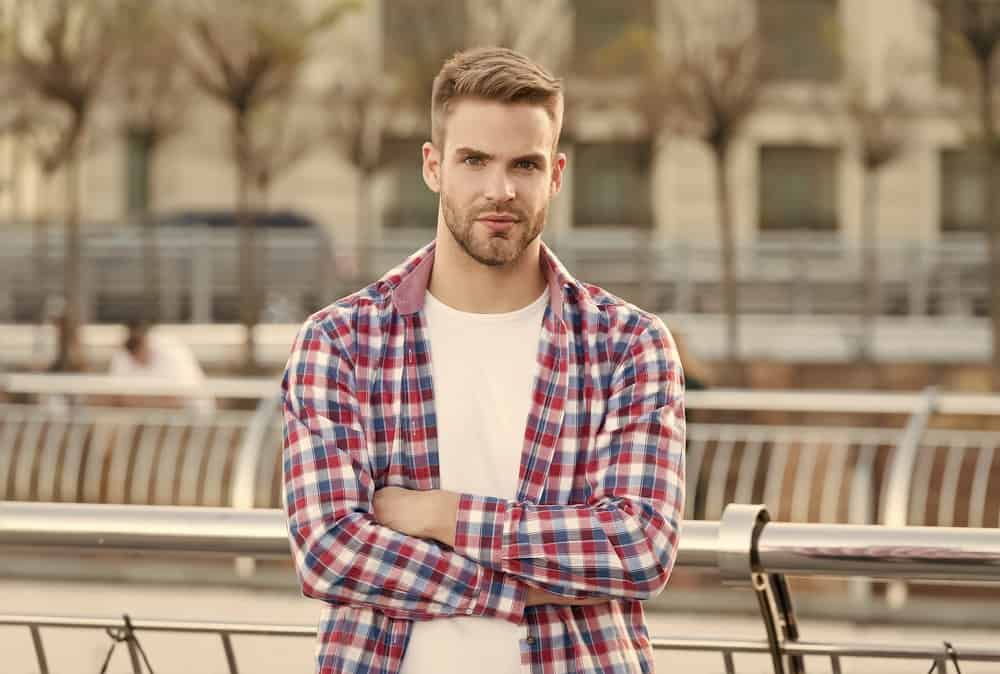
[454,493,508,567]
[468,566,526,625]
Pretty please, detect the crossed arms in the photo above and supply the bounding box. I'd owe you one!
[281,314,685,623]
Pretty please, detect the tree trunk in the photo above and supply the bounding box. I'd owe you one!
[235,110,258,373]
[712,143,740,381]
[9,131,24,223]
[860,168,880,362]
[979,57,1000,391]
[59,146,84,372]
[141,142,160,323]
[255,175,271,322]
[33,171,52,323]
[356,167,373,285]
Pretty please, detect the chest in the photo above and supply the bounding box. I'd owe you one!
[359,314,615,504]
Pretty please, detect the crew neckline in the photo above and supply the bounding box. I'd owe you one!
[423,289,548,322]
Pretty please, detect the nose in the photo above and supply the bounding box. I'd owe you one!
[483,166,515,203]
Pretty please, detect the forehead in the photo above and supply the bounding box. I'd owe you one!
[442,98,556,157]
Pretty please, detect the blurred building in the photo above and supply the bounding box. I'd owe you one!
[0,0,985,255]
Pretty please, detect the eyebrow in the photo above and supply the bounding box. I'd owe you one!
[454,147,548,165]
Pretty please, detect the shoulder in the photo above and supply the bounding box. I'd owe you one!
[299,281,391,352]
[571,282,677,354]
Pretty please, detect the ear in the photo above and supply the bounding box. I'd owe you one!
[422,142,441,193]
[550,152,567,196]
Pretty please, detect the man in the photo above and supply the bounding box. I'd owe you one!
[109,321,215,415]
[282,47,685,674]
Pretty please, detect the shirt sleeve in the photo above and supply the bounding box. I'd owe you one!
[451,316,685,601]
[282,315,527,623]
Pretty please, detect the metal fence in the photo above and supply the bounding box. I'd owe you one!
[2,502,999,674]
[2,374,1000,616]
[3,376,1000,528]
[0,230,990,323]
[2,315,995,372]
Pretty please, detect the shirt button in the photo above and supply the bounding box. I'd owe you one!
[465,608,474,615]
[525,636,536,646]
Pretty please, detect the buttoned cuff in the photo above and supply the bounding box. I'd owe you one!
[468,566,526,625]
[454,493,508,567]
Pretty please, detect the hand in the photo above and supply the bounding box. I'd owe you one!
[372,487,460,546]
[524,586,608,607]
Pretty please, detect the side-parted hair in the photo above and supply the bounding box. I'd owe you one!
[430,47,564,153]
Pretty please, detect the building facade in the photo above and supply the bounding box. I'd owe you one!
[0,0,990,252]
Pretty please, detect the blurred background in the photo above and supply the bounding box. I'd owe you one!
[0,0,998,386]
[3,1,1000,672]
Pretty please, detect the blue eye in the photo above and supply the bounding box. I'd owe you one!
[463,156,484,166]
[515,160,538,170]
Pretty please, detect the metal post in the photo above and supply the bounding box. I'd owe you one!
[29,625,50,674]
[0,262,12,321]
[908,244,929,317]
[126,635,143,674]
[793,246,810,315]
[881,386,938,608]
[192,240,213,324]
[159,251,180,323]
[718,503,805,674]
[230,391,282,578]
[79,252,94,325]
[220,632,240,674]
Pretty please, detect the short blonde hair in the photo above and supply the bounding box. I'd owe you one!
[431,47,564,151]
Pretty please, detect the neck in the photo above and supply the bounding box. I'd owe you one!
[428,226,548,314]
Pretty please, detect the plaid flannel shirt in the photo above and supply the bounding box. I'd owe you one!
[282,241,685,674]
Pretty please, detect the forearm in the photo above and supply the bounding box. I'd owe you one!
[288,503,527,622]
[449,492,682,600]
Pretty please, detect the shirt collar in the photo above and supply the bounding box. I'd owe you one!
[390,239,576,318]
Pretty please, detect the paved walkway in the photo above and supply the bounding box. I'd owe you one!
[2,578,996,673]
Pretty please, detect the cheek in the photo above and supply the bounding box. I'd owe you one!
[521,178,551,207]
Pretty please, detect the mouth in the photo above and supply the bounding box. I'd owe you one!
[476,213,519,233]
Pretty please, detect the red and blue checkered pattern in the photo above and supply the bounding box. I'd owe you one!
[282,241,685,673]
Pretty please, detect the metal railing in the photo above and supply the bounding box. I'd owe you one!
[4,377,1000,527]
[0,233,991,324]
[1,315,995,370]
[2,502,999,674]
[3,375,1000,606]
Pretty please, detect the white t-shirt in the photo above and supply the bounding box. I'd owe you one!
[400,289,548,674]
[108,333,215,415]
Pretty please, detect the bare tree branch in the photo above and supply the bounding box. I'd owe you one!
[174,0,359,372]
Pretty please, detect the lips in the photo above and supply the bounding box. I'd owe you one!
[476,213,519,233]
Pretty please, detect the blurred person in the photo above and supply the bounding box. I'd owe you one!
[672,330,712,391]
[109,320,215,415]
[282,47,685,674]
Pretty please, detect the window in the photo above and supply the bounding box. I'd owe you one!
[125,129,153,215]
[757,0,840,82]
[940,148,996,233]
[572,0,654,76]
[381,137,437,229]
[572,141,653,228]
[759,145,839,233]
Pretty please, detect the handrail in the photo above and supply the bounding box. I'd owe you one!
[0,373,278,400]
[6,376,1000,416]
[880,387,939,527]
[4,502,1000,674]
[3,502,998,583]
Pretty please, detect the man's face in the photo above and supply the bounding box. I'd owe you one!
[422,98,566,267]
